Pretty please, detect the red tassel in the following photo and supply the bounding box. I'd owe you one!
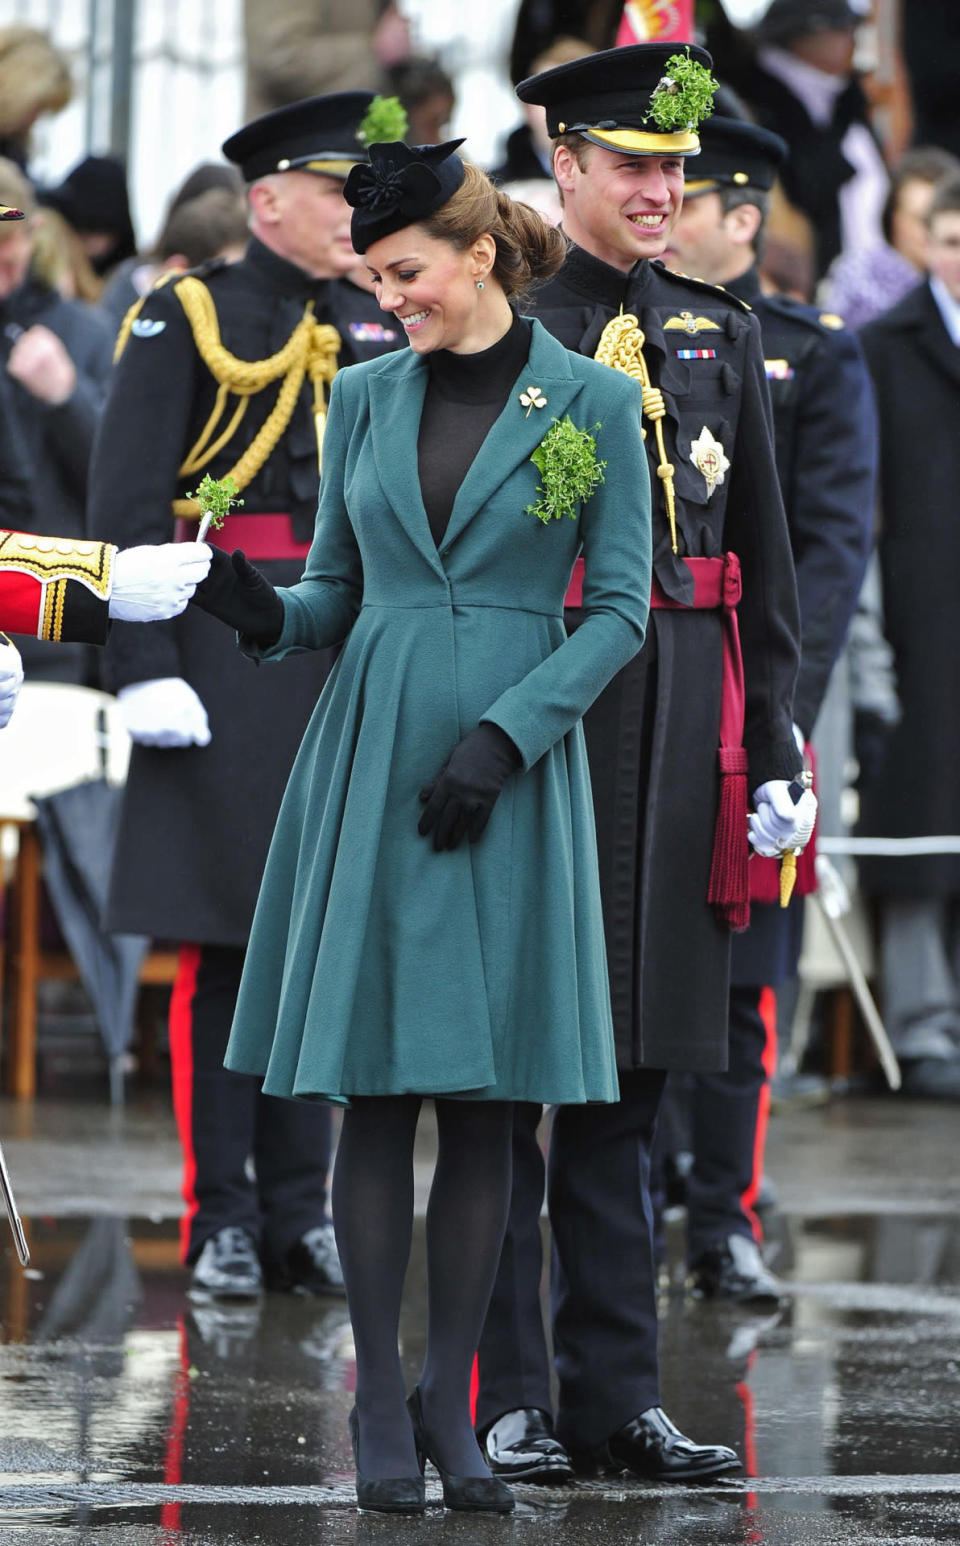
[708,746,751,932]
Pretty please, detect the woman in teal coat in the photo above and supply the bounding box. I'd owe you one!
[191,141,651,1513]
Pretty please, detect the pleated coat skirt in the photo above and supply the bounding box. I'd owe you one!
[224,321,651,1104]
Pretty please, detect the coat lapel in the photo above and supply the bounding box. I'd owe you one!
[441,321,584,551]
[913,283,960,392]
[366,354,445,577]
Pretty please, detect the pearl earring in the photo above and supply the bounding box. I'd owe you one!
[476,280,484,291]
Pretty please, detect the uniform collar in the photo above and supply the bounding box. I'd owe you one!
[560,239,655,310]
[722,265,763,308]
[244,236,332,303]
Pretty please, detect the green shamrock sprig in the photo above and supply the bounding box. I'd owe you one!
[357,94,409,150]
[644,49,718,133]
[188,473,243,536]
[526,417,606,526]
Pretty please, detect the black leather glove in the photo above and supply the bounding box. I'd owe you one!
[418,723,522,851]
[189,547,284,647]
[854,709,893,792]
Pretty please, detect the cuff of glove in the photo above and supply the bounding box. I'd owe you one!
[478,719,523,769]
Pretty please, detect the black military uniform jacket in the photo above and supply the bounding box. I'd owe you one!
[527,244,801,1070]
[87,238,402,946]
[724,265,876,988]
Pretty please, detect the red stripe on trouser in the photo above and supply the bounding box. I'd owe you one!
[470,1354,479,1425]
[161,1313,190,1532]
[741,986,778,1244]
[170,945,203,1264]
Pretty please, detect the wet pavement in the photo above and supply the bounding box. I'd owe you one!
[1,1090,960,1543]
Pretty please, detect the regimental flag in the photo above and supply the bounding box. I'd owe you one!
[616,0,695,46]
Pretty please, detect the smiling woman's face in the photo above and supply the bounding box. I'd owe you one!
[365,225,491,354]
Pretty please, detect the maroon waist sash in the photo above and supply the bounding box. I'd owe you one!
[567,551,750,931]
[175,512,311,562]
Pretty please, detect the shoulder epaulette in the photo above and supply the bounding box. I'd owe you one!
[759,290,849,338]
[651,260,753,314]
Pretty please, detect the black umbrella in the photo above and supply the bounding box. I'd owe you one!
[31,777,148,1103]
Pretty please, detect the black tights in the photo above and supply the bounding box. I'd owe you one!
[331,1094,514,1479]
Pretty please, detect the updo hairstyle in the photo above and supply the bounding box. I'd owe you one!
[421,161,566,302]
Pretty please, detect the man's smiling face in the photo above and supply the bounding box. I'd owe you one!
[553,141,685,273]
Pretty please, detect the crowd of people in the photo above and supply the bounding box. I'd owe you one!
[0,0,958,1515]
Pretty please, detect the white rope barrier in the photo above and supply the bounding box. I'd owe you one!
[817,836,960,856]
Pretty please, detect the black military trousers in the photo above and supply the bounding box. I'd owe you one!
[170,943,332,1265]
[684,983,770,1261]
[476,1068,667,1450]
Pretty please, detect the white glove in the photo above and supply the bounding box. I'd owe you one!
[0,638,24,728]
[117,677,211,747]
[749,779,818,858]
[108,543,212,622]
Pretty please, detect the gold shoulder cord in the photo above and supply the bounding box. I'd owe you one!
[594,311,678,553]
[115,276,342,518]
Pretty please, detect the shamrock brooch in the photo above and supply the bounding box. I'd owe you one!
[519,384,547,417]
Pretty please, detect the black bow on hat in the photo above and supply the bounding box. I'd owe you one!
[345,139,466,253]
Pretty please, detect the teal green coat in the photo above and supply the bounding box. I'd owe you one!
[224,319,651,1104]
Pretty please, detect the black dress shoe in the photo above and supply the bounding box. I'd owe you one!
[479,1408,574,1483]
[348,1407,425,1514]
[263,1222,346,1295]
[189,1226,263,1301]
[571,1406,742,1483]
[408,1386,515,1512]
[690,1234,785,1308]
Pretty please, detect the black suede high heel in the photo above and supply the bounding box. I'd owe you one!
[348,1406,426,1513]
[407,1386,515,1513]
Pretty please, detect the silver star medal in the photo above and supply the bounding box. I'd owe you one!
[689,425,730,498]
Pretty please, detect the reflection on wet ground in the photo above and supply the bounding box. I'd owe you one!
[1,1097,959,1542]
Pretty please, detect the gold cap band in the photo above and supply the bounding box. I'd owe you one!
[582,126,700,156]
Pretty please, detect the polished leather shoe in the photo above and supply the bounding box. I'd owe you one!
[572,1406,742,1483]
[690,1234,785,1308]
[479,1408,574,1483]
[264,1222,346,1295]
[189,1226,263,1302]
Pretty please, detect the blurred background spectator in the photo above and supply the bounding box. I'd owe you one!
[98,173,248,338]
[821,144,960,328]
[244,0,412,113]
[0,156,113,685]
[39,154,136,282]
[384,55,455,145]
[0,24,72,177]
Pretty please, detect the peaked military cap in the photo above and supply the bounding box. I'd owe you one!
[345,139,466,253]
[683,117,788,198]
[222,91,375,182]
[516,42,716,157]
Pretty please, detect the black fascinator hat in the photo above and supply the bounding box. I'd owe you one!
[345,139,466,253]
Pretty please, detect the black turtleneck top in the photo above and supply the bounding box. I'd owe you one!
[417,312,532,548]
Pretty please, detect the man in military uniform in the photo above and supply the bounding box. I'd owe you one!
[476,45,813,1484]
[659,115,876,1304]
[87,93,403,1301]
[0,533,210,725]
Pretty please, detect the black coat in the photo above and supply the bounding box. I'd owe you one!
[726,267,877,987]
[531,246,801,1071]
[87,239,403,945]
[858,280,960,897]
[738,63,881,281]
[0,274,114,681]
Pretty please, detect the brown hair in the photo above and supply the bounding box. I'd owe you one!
[0,27,72,139]
[155,187,249,265]
[927,173,960,229]
[883,146,960,242]
[421,161,566,302]
[0,157,34,216]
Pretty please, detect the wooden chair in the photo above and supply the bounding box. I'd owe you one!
[0,683,177,1099]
